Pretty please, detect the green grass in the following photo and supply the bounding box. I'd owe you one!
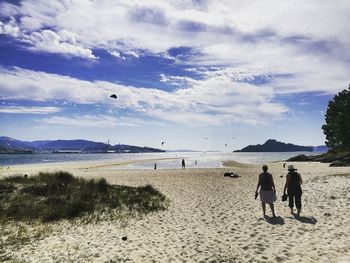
[0,171,168,223]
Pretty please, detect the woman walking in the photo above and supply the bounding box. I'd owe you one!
[255,165,277,218]
[283,165,303,217]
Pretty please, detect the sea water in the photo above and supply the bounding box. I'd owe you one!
[0,151,318,170]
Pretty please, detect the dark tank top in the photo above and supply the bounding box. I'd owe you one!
[288,172,302,192]
[260,172,273,191]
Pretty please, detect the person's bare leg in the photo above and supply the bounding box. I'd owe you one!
[262,202,266,217]
[269,203,276,217]
[289,194,294,214]
[296,208,301,217]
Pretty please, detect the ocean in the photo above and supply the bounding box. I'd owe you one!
[0,151,318,170]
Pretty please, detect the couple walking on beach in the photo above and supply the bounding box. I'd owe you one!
[255,164,303,218]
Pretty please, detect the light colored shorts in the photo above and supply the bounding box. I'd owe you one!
[260,190,277,204]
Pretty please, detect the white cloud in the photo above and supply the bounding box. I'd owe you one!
[125,51,140,58]
[0,106,60,114]
[40,115,150,127]
[0,17,96,59]
[0,1,349,126]
[108,50,140,60]
[108,50,126,60]
[0,0,348,95]
[0,67,288,126]
[0,67,107,103]
[1,1,349,61]
[26,29,97,59]
[0,17,19,37]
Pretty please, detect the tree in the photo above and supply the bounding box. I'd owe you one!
[322,84,350,151]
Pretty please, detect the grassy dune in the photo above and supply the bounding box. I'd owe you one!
[0,171,168,223]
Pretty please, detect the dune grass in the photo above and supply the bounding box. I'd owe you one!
[0,171,168,223]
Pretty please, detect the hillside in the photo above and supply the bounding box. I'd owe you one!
[0,137,165,154]
[0,145,33,154]
[39,140,108,152]
[0,137,34,154]
[235,139,313,152]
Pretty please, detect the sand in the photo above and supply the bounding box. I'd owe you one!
[1,160,350,262]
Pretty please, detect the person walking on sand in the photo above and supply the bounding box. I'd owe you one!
[181,159,186,169]
[283,165,303,217]
[255,165,277,218]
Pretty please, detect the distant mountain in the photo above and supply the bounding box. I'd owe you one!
[0,136,34,154]
[0,136,34,150]
[39,140,108,152]
[0,137,165,154]
[25,140,52,148]
[235,139,313,152]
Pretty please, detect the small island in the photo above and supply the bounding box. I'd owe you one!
[235,139,313,152]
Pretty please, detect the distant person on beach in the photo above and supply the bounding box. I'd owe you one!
[283,165,303,217]
[255,165,277,218]
[154,163,157,169]
[182,159,185,169]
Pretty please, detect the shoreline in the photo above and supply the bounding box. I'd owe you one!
[0,151,318,170]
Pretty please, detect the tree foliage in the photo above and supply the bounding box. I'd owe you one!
[322,84,350,151]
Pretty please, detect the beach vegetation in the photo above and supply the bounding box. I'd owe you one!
[322,84,350,152]
[0,171,168,222]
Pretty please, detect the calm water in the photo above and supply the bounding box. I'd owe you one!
[0,151,318,170]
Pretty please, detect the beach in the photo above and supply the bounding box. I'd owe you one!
[1,160,350,263]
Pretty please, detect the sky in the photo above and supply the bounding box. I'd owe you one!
[0,0,349,151]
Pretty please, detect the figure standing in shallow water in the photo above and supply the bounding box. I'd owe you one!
[255,165,277,218]
[181,159,185,169]
[283,165,303,217]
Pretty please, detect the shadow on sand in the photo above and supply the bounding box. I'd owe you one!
[294,215,317,224]
[264,216,284,225]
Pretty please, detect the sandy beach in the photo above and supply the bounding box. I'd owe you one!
[1,160,350,263]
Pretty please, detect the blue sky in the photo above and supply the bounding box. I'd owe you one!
[0,0,349,151]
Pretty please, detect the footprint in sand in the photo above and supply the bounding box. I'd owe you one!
[275,256,285,262]
[242,245,249,250]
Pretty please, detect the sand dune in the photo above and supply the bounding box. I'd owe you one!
[1,161,350,262]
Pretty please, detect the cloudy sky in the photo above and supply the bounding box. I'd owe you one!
[0,0,349,150]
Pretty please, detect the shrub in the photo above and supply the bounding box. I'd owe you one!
[96,178,108,193]
[2,175,34,184]
[21,185,49,196]
[0,171,167,222]
[0,182,15,194]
